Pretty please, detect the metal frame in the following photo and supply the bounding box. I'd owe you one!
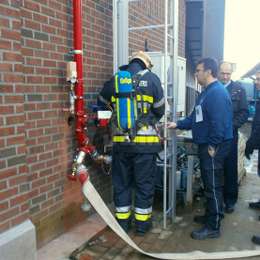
[113,0,179,229]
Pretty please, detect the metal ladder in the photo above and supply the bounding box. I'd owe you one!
[113,0,179,229]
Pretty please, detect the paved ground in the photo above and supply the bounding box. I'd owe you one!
[75,152,260,260]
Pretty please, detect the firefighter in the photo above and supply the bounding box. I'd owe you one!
[97,51,165,235]
[168,58,233,240]
[219,62,248,214]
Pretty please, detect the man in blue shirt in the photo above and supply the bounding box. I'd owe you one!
[168,58,233,240]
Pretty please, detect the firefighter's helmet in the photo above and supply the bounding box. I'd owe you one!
[129,51,153,70]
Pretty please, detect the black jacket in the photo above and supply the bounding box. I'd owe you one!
[249,97,260,149]
[226,81,248,130]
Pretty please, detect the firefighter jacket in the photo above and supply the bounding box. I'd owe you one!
[226,81,248,130]
[98,60,165,153]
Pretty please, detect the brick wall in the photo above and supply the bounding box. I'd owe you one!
[129,0,185,57]
[0,0,185,247]
[0,0,29,233]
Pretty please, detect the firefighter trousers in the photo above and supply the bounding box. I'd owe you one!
[112,151,157,229]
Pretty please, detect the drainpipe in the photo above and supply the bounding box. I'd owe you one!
[67,0,102,184]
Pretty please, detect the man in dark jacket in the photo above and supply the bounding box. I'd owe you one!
[98,51,165,235]
[245,71,260,245]
[168,58,233,240]
[219,62,248,213]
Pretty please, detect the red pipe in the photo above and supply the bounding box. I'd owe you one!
[73,0,95,155]
[67,0,99,183]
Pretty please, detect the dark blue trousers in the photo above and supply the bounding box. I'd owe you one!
[223,131,238,207]
[199,141,231,230]
[112,151,157,212]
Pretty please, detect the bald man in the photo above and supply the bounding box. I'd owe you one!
[219,62,248,213]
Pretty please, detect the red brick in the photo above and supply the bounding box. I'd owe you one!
[3,52,22,62]
[17,145,26,154]
[40,184,53,193]
[4,95,24,104]
[11,212,28,226]
[27,76,43,84]
[1,85,14,93]
[42,198,54,209]
[0,6,20,17]
[0,127,15,137]
[0,40,12,50]
[32,178,46,189]
[16,126,25,134]
[0,201,9,211]
[0,17,10,27]
[0,64,13,72]
[10,193,29,207]
[6,114,24,125]
[9,175,28,187]
[21,47,34,56]
[0,207,20,223]
[18,165,28,174]
[27,111,43,120]
[12,20,21,30]
[14,64,23,73]
[0,181,7,191]
[26,57,42,66]
[25,39,41,49]
[33,13,48,23]
[4,74,24,83]
[24,1,40,12]
[21,202,29,211]
[15,104,24,113]
[0,168,17,180]
[7,135,25,146]
[0,187,18,201]
[1,29,20,41]
[0,105,14,114]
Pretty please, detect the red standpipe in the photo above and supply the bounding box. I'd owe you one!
[68,0,97,183]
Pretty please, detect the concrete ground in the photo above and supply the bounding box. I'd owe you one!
[38,151,260,260]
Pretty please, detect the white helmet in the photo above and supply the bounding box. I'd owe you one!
[129,51,153,70]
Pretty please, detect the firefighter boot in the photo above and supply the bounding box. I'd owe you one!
[117,218,132,233]
[135,219,152,236]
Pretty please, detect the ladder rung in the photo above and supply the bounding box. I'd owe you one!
[129,24,173,32]
[156,163,172,168]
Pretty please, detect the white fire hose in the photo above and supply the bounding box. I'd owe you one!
[82,180,260,260]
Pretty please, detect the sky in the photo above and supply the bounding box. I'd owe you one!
[224,0,260,79]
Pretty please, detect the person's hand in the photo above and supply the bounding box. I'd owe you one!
[245,140,254,160]
[167,122,177,129]
[208,145,216,157]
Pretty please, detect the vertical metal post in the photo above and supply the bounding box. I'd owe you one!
[113,0,118,73]
[117,0,129,67]
[170,0,179,221]
[171,0,179,220]
[163,0,168,230]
